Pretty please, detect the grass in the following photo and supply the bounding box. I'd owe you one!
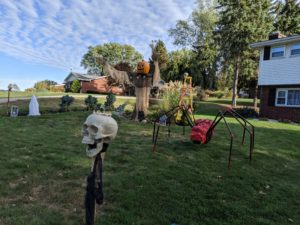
[204,97,260,107]
[0,102,299,225]
[0,96,136,116]
[0,91,136,99]
[0,91,65,99]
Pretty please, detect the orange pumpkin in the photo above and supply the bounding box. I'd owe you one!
[137,60,150,75]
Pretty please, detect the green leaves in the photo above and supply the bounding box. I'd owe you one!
[84,95,98,111]
[81,43,143,75]
[70,80,81,93]
[274,0,300,35]
[59,95,74,112]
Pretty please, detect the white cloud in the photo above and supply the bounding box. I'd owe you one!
[0,0,195,72]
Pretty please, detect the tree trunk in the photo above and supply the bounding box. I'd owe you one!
[232,55,240,107]
[152,60,160,87]
[253,82,258,110]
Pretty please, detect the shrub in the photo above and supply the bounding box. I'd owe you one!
[160,81,182,111]
[59,95,74,111]
[70,80,81,93]
[205,90,225,99]
[84,95,98,110]
[50,85,65,92]
[104,92,116,111]
[233,107,258,118]
[216,92,224,99]
[25,88,36,93]
[194,86,206,101]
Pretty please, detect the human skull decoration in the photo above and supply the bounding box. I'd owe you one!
[82,113,118,158]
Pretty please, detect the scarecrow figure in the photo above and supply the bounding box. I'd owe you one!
[81,113,118,225]
[97,42,163,121]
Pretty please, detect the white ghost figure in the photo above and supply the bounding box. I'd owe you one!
[28,95,41,116]
[82,113,118,158]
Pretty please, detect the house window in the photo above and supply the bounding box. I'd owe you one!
[291,44,300,56]
[276,88,300,107]
[271,46,285,58]
[276,90,286,105]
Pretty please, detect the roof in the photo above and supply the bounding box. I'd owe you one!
[63,72,102,83]
[250,35,300,49]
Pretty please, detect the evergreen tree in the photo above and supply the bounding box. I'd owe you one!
[70,80,81,93]
[152,40,169,71]
[216,0,272,107]
[274,0,300,35]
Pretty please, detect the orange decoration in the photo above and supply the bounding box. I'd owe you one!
[137,60,150,75]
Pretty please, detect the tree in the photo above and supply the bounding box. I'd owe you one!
[169,1,218,89]
[7,83,19,107]
[162,50,194,83]
[34,80,58,91]
[216,0,272,107]
[70,80,81,93]
[274,0,300,35]
[81,43,143,75]
[151,40,169,71]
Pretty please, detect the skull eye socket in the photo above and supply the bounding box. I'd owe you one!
[82,124,88,136]
[88,125,98,135]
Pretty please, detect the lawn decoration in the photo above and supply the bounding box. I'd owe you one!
[28,95,41,116]
[152,77,255,168]
[82,113,118,225]
[97,42,162,121]
[10,105,19,117]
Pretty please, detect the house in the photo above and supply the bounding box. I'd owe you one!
[250,32,300,122]
[63,72,123,94]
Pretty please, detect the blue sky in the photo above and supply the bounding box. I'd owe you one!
[0,0,195,90]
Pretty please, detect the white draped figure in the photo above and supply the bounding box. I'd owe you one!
[28,95,41,116]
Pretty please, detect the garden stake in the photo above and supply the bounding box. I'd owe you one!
[81,113,118,225]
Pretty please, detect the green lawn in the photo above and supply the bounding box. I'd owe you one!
[0,91,134,99]
[204,97,260,107]
[0,96,136,116]
[0,102,299,225]
[0,91,66,99]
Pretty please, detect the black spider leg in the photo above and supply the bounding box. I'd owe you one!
[205,111,233,168]
[206,110,255,168]
[228,110,255,163]
[152,106,180,152]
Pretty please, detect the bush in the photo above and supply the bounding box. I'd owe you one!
[84,95,98,110]
[194,86,207,101]
[59,95,74,111]
[160,81,182,111]
[50,85,65,92]
[204,90,225,99]
[104,92,116,111]
[70,80,81,93]
[233,107,258,118]
[216,92,224,99]
[25,88,36,93]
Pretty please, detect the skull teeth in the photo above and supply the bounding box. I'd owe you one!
[88,143,97,149]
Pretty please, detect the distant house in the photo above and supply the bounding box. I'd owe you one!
[250,32,300,122]
[63,72,123,95]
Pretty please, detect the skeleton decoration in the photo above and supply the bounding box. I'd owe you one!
[82,113,118,158]
[81,112,118,225]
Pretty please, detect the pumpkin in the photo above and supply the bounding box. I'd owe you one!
[137,60,150,75]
